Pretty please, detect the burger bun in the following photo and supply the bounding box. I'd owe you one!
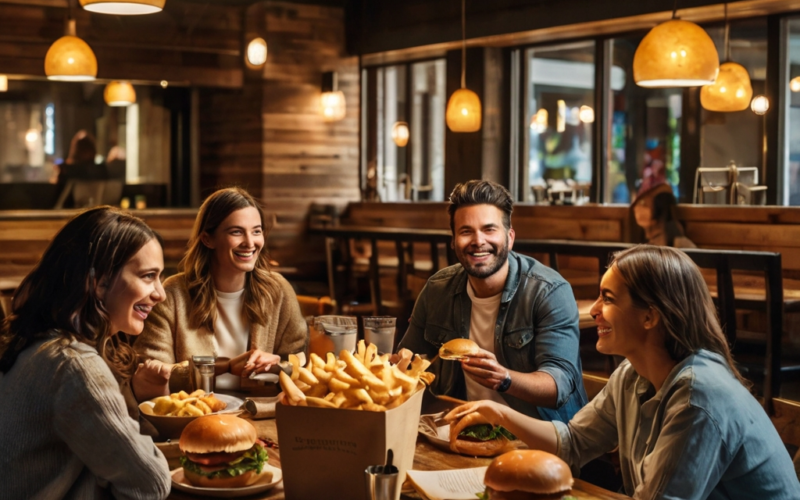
[439,338,480,360]
[183,467,273,489]
[179,414,256,454]
[484,450,573,497]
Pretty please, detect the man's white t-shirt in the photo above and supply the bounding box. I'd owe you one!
[213,288,249,390]
[464,281,508,406]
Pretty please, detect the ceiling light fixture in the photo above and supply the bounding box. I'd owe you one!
[79,0,165,15]
[392,122,410,147]
[104,81,136,106]
[751,95,769,115]
[445,0,481,132]
[245,37,268,69]
[44,19,97,81]
[633,1,719,87]
[321,71,346,122]
[790,76,800,92]
[700,4,752,112]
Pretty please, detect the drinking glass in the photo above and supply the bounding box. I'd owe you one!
[363,316,397,354]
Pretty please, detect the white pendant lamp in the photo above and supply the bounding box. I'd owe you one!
[245,37,268,69]
[633,3,719,88]
[445,0,481,132]
[104,81,136,106]
[44,19,97,82]
[700,5,752,112]
[80,0,165,15]
[751,95,769,115]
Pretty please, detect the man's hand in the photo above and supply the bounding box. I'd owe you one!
[460,348,510,391]
[132,359,171,401]
[230,349,281,378]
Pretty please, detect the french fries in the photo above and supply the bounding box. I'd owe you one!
[278,339,434,412]
[148,389,227,417]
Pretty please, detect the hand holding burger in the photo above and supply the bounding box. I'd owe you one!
[179,414,271,488]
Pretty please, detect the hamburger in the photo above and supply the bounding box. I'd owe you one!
[482,450,573,499]
[439,338,480,360]
[449,412,516,457]
[179,414,271,488]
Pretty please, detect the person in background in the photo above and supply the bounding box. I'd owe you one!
[446,245,800,499]
[397,180,587,422]
[631,176,695,248]
[0,207,171,500]
[105,145,127,181]
[55,130,108,208]
[132,187,307,400]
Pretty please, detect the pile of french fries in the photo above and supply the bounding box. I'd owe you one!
[279,340,434,411]
[149,389,227,417]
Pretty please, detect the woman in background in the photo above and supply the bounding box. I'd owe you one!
[0,207,171,500]
[631,181,695,248]
[446,246,799,499]
[132,187,307,400]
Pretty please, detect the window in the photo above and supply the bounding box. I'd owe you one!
[364,59,446,202]
[785,17,800,205]
[524,41,595,203]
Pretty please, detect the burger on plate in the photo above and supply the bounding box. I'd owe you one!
[179,414,271,488]
[449,412,516,457]
[481,449,573,499]
[439,338,480,360]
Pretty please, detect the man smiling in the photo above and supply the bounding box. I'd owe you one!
[397,180,586,422]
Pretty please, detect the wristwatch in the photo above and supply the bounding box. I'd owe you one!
[497,373,512,393]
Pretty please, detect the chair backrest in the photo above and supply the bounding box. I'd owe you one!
[55,179,123,209]
[512,239,633,282]
[693,167,733,204]
[680,248,783,409]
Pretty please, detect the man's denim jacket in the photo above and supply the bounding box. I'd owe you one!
[397,251,587,422]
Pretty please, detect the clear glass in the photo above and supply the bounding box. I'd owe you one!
[191,355,216,393]
[785,18,800,205]
[607,35,683,203]
[700,19,767,200]
[524,41,595,203]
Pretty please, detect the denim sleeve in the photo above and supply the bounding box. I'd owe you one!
[531,281,582,408]
[634,390,726,500]
[396,282,437,358]
[555,382,619,476]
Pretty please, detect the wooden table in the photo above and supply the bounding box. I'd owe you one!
[167,417,627,500]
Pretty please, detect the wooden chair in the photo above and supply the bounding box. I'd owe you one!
[681,248,783,410]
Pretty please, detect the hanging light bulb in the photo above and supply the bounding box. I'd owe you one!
[392,121,410,147]
[320,71,346,122]
[79,0,165,15]
[700,5,752,112]
[104,81,136,107]
[445,0,481,132]
[790,77,800,92]
[750,95,769,115]
[245,37,268,69]
[579,105,595,123]
[44,20,97,82]
[633,3,719,88]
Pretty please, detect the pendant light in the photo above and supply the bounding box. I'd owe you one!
[245,37,268,69]
[44,19,97,82]
[80,0,165,15]
[320,71,346,122]
[104,81,136,106]
[751,95,769,115]
[700,4,752,112]
[392,121,410,147]
[445,0,481,132]
[0,75,7,92]
[633,1,719,87]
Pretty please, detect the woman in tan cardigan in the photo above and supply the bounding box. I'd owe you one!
[132,188,307,400]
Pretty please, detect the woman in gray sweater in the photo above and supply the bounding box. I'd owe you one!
[0,207,172,500]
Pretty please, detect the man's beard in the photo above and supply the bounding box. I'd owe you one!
[457,238,510,279]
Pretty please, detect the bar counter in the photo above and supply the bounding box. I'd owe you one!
[164,416,628,500]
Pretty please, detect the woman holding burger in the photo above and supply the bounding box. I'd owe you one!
[0,207,171,499]
[447,245,800,499]
[132,187,307,400]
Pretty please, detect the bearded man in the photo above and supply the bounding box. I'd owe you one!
[396,180,586,422]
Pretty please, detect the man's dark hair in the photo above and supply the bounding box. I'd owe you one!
[447,180,514,232]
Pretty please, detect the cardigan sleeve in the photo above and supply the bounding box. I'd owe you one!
[269,273,308,358]
[133,285,177,366]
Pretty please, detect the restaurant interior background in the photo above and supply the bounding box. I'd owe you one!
[4,0,800,402]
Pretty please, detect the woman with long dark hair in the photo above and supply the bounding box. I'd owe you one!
[132,187,307,400]
[0,207,171,499]
[446,246,799,498]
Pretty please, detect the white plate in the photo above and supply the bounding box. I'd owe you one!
[170,464,282,498]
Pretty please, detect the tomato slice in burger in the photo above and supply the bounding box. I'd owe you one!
[185,450,244,466]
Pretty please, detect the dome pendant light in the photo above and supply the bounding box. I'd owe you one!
[80,0,165,15]
[104,81,136,106]
[701,4,752,112]
[44,19,97,82]
[445,0,481,132]
[633,2,719,87]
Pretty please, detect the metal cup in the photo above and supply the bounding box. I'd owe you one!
[364,465,399,500]
[191,355,216,393]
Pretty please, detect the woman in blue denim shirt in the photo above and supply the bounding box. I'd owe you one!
[447,245,800,499]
